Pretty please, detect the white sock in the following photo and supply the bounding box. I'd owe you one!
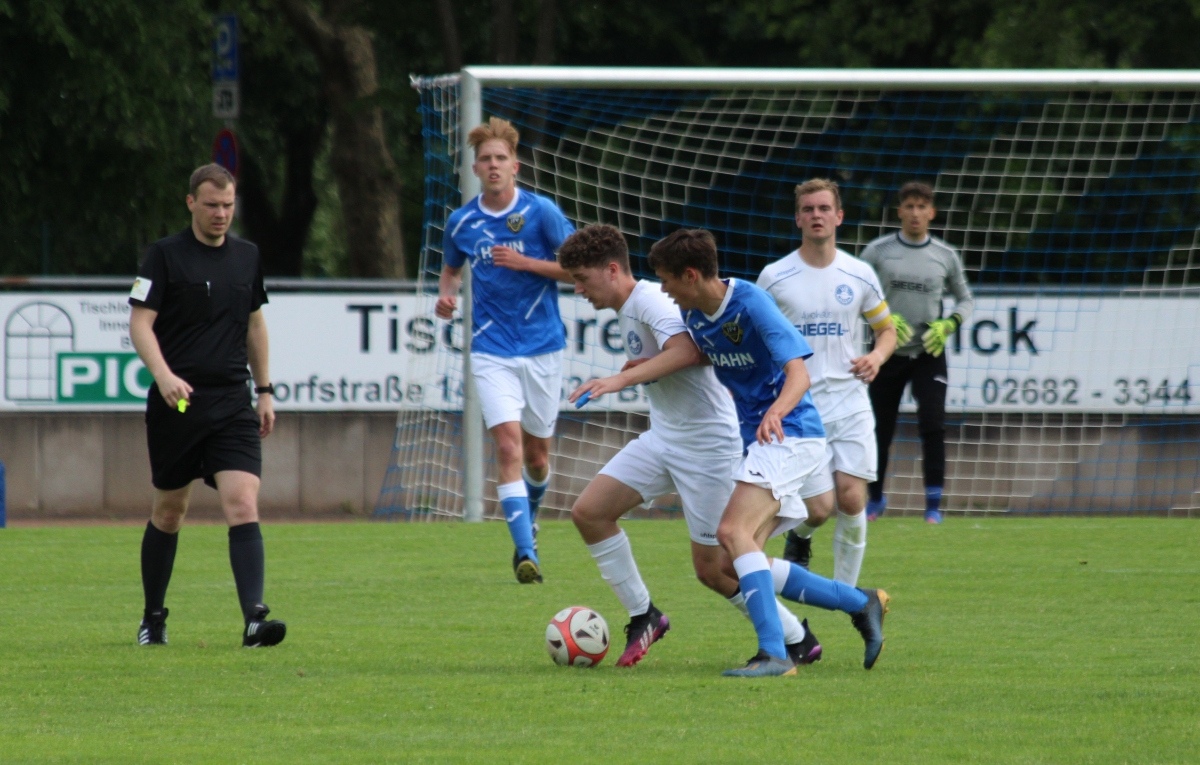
[794,520,818,539]
[727,591,807,645]
[586,530,650,617]
[832,510,867,586]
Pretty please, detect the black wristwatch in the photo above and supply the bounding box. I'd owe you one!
[255,384,276,395]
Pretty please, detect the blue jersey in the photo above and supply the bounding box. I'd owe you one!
[443,188,574,357]
[682,279,826,448]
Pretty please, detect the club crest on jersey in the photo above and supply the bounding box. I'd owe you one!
[506,213,525,233]
[835,284,854,305]
[721,321,744,345]
[626,331,643,355]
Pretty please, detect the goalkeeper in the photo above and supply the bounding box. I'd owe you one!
[859,182,974,523]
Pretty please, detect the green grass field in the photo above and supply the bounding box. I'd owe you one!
[2,517,1198,764]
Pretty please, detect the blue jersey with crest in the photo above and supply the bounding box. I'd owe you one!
[682,279,826,448]
[443,188,574,357]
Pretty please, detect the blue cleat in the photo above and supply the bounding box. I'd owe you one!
[722,651,797,678]
[866,496,887,521]
[849,588,890,669]
[924,509,943,524]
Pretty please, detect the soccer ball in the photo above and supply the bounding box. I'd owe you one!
[545,606,610,667]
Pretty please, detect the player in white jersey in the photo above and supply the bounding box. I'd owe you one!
[758,179,901,586]
[559,224,822,669]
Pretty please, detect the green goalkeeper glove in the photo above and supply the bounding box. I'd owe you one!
[921,316,961,357]
[890,312,913,346]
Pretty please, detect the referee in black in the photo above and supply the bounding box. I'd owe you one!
[129,163,286,648]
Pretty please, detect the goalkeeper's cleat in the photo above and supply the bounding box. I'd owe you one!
[242,605,287,648]
[782,530,812,569]
[722,651,797,678]
[866,496,887,521]
[925,509,943,524]
[786,618,822,666]
[890,312,914,346]
[514,555,542,584]
[616,603,670,667]
[849,588,889,670]
[921,317,958,357]
[138,607,169,646]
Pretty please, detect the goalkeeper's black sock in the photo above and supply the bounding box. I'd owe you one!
[141,520,178,619]
[228,522,265,623]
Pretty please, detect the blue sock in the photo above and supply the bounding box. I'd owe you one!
[733,553,787,660]
[926,486,943,513]
[772,558,868,613]
[522,467,548,521]
[498,482,537,563]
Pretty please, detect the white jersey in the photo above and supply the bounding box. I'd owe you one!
[757,249,891,423]
[618,280,742,457]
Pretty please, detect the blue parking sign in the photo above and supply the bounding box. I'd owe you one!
[212,14,238,82]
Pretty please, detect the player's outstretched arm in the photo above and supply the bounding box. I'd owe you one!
[757,357,810,445]
[130,306,192,408]
[435,266,462,319]
[247,309,275,438]
[568,332,702,404]
[491,245,573,283]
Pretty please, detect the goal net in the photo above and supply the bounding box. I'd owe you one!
[379,68,1200,520]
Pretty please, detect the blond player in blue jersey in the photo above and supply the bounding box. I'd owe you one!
[437,117,575,582]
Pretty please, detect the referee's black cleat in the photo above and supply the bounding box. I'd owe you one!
[138,608,169,646]
[782,530,812,569]
[514,555,542,584]
[242,605,287,648]
[849,588,890,669]
[786,618,822,666]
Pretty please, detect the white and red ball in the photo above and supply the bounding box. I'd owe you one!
[545,606,610,667]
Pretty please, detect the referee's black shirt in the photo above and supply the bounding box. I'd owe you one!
[129,227,268,387]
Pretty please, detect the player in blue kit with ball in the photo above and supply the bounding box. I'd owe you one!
[437,117,575,583]
[647,229,890,678]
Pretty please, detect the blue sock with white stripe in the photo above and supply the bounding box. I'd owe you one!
[498,481,537,563]
[771,557,868,613]
[522,467,548,522]
[733,552,788,660]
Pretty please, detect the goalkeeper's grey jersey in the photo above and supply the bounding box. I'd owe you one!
[860,232,974,357]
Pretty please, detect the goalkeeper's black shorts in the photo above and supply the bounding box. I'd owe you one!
[145,383,262,491]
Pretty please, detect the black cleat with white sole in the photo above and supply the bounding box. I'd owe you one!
[138,607,169,646]
[243,604,287,648]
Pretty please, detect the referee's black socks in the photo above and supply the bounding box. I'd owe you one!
[228,522,266,624]
[141,521,179,619]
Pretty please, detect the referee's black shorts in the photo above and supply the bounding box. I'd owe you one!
[145,383,262,491]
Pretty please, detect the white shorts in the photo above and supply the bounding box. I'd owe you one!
[472,350,563,438]
[799,410,878,498]
[599,430,740,546]
[733,436,827,538]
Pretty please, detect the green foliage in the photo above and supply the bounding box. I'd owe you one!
[1,519,1198,762]
[0,0,213,275]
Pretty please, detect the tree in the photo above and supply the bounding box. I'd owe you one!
[278,0,405,278]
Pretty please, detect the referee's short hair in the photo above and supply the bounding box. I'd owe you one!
[558,224,631,273]
[898,181,935,205]
[190,164,236,195]
[648,228,718,279]
[795,178,842,211]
